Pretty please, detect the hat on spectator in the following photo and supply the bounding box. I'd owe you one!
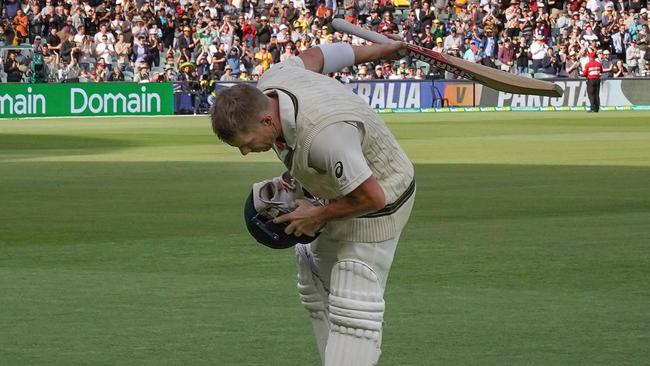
[451,44,459,50]
[451,27,457,32]
[433,19,440,23]
[279,24,288,30]
[261,16,268,20]
[35,35,42,40]
[436,37,443,43]
[133,15,144,23]
[225,65,233,70]
[535,35,545,40]
[603,50,610,54]
[641,8,648,15]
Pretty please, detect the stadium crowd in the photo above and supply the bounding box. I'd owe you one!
[1,0,649,84]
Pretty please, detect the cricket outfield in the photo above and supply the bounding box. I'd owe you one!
[1,112,649,365]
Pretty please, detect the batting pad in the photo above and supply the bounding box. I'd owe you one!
[325,260,384,366]
[295,244,330,363]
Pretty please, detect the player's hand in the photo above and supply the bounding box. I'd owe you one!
[381,37,408,60]
[273,199,323,237]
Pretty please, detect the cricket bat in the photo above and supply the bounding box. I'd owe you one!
[331,19,563,97]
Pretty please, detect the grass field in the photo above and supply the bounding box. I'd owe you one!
[1,112,649,365]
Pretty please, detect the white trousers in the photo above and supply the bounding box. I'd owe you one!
[309,233,401,294]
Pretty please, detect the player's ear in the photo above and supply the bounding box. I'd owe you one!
[261,114,273,126]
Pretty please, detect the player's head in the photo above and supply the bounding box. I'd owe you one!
[210,84,275,155]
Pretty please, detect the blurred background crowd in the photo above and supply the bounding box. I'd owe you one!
[1,0,649,84]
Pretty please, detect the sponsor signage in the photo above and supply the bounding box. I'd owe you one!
[0,83,174,118]
[197,78,650,115]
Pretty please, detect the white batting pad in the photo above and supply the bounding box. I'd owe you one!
[325,260,384,366]
[295,244,330,363]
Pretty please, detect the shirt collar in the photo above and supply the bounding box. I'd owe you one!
[265,89,297,150]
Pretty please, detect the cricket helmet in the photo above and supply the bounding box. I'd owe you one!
[243,173,321,249]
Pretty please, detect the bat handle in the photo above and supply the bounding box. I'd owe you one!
[331,18,398,45]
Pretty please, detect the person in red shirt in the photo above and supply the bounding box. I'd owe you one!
[583,52,602,113]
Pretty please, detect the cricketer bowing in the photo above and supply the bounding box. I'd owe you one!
[210,39,415,366]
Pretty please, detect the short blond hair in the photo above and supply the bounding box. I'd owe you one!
[210,84,270,142]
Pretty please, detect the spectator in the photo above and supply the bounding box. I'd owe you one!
[515,36,530,75]
[601,50,615,77]
[131,35,151,70]
[611,25,629,60]
[433,37,444,53]
[178,26,197,61]
[372,64,384,79]
[95,33,116,70]
[59,33,77,65]
[463,40,482,63]
[530,34,549,73]
[108,66,125,82]
[45,27,61,53]
[541,48,559,76]
[444,27,461,51]
[115,33,131,71]
[498,38,515,73]
[1,0,647,85]
[61,58,81,82]
[133,64,150,83]
[254,44,273,72]
[378,11,397,34]
[94,23,115,45]
[13,9,29,43]
[164,66,177,82]
[220,65,237,81]
[226,46,241,77]
[94,59,108,82]
[482,25,498,68]
[415,67,426,79]
[4,51,24,82]
[344,0,359,24]
[612,58,628,77]
[626,39,642,75]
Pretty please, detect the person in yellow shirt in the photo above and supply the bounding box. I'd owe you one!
[254,44,273,71]
[453,0,467,15]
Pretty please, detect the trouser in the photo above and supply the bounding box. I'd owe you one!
[586,78,601,112]
[309,233,400,293]
[296,194,415,366]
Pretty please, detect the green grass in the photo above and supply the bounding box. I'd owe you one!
[1,112,649,365]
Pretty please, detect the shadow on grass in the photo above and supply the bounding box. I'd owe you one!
[0,161,648,248]
[0,134,138,160]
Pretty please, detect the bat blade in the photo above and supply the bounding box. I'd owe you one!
[331,19,563,98]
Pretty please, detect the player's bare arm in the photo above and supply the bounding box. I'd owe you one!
[298,42,406,74]
[274,175,385,237]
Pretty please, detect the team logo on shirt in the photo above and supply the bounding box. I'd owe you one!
[334,161,343,179]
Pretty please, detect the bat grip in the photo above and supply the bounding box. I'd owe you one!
[331,18,398,45]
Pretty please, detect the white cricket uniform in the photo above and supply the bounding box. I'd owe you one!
[259,57,415,366]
